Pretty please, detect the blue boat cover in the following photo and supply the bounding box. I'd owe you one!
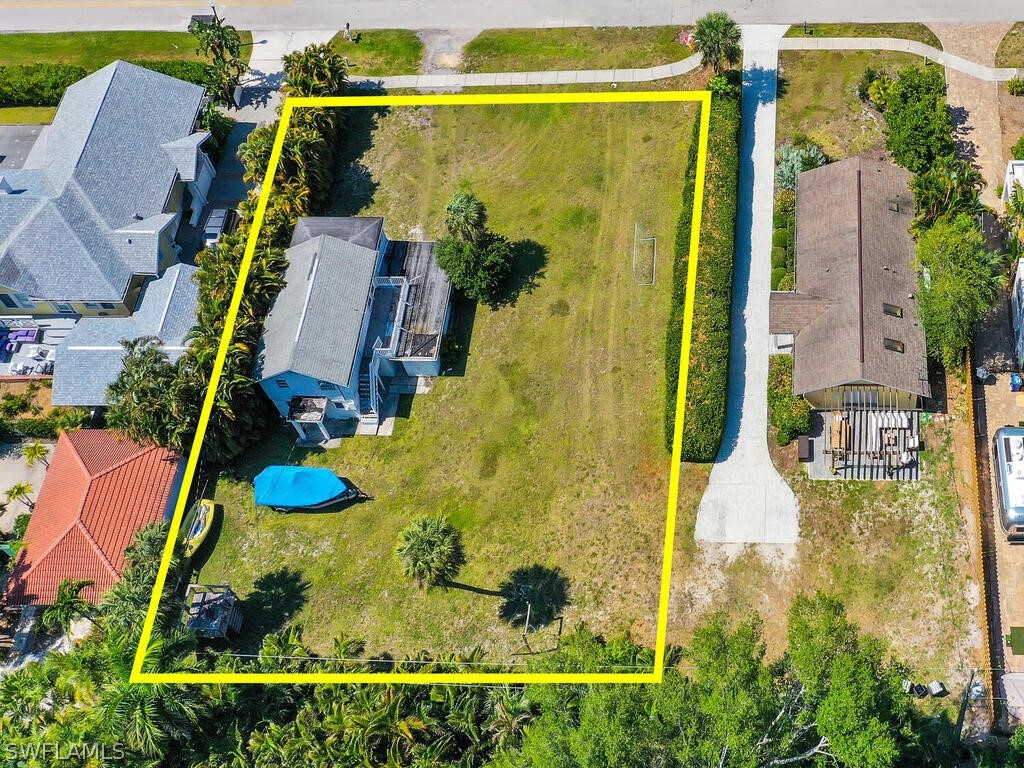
[254,466,349,508]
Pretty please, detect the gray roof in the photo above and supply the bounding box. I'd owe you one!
[772,156,931,400]
[254,234,378,387]
[161,131,211,182]
[51,263,200,406]
[0,61,206,302]
[290,216,383,250]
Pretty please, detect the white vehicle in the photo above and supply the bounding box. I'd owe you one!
[202,208,238,249]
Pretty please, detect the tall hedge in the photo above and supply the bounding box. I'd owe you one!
[664,88,741,461]
[128,59,209,86]
[0,63,87,107]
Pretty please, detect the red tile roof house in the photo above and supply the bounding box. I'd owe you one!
[3,430,183,607]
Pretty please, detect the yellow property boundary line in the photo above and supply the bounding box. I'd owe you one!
[131,90,712,684]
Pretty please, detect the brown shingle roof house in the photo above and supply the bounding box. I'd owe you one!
[4,430,182,606]
[769,156,931,411]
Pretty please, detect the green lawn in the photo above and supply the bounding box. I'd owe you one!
[776,50,924,158]
[997,22,1024,67]
[199,99,698,659]
[0,106,56,125]
[783,23,942,49]
[0,31,243,71]
[461,27,693,73]
[330,29,423,76]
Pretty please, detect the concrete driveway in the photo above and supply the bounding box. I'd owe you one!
[0,125,43,170]
[694,25,799,546]
[0,442,51,535]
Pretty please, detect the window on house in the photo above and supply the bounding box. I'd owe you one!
[100,302,117,310]
[82,302,103,310]
[275,379,288,389]
[12,295,34,310]
[318,381,337,391]
[882,302,903,318]
[55,302,74,314]
[884,338,905,353]
[0,295,16,309]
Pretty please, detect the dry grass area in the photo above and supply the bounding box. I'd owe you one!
[199,99,698,661]
[669,385,983,680]
[996,23,1024,67]
[776,50,922,158]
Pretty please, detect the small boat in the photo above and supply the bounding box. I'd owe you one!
[184,499,216,557]
[254,466,360,512]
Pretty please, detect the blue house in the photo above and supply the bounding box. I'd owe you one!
[254,217,452,442]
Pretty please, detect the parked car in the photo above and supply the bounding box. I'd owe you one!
[993,426,1024,538]
[202,208,239,249]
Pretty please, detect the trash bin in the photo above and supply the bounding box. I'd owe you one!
[1012,373,1024,392]
[798,435,812,462]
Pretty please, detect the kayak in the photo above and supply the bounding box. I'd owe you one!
[184,499,216,557]
[253,466,359,512]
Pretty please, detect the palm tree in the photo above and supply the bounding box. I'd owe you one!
[41,579,96,633]
[21,440,49,468]
[394,515,466,589]
[693,12,742,74]
[910,155,986,232]
[5,481,34,510]
[444,191,489,243]
[281,43,349,98]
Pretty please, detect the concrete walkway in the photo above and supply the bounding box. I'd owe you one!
[245,30,339,87]
[350,54,704,89]
[694,25,800,546]
[928,24,1016,209]
[779,36,1024,81]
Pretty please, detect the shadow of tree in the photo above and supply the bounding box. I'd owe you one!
[238,567,311,652]
[328,83,389,217]
[488,239,548,309]
[497,564,570,630]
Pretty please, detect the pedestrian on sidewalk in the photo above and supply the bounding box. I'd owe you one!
[344,22,352,41]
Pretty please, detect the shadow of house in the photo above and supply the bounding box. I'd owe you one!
[498,564,570,630]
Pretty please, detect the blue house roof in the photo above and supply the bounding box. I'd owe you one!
[51,263,200,407]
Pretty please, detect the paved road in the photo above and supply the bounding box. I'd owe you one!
[1,0,1022,34]
[693,25,799,546]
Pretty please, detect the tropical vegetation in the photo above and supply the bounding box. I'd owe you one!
[915,214,1005,369]
[693,11,742,74]
[188,12,249,107]
[775,140,827,191]
[395,515,466,588]
[910,155,986,232]
[434,191,516,306]
[767,354,811,446]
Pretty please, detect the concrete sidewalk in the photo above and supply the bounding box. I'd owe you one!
[244,30,339,87]
[779,36,1024,81]
[694,25,800,546]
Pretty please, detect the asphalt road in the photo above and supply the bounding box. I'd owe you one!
[0,0,1021,34]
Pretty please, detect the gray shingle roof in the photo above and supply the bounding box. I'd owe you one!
[0,61,206,303]
[161,132,211,182]
[254,234,378,388]
[51,263,200,406]
[785,156,931,400]
[290,216,383,250]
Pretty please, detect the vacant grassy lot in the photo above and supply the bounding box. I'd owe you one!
[330,29,423,76]
[0,106,56,125]
[997,23,1024,67]
[0,31,247,71]
[776,50,923,158]
[199,100,697,659]
[461,27,693,73]
[783,23,942,48]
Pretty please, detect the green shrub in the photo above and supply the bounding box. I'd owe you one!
[0,63,87,107]
[1014,135,1024,161]
[857,66,880,101]
[775,142,827,191]
[878,65,955,174]
[767,355,811,445]
[777,273,796,291]
[772,229,792,249]
[775,188,796,219]
[1010,77,1024,97]
[770,264,786,288]
[12,513,30,541]
[127,59,209,86]
[771,247,788,269]
[665,86,742,461]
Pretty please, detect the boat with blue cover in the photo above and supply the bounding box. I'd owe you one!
[254,466,360,512]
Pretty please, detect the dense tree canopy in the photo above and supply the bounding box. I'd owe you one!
[868,65,955,174]
[915,213,1005,369]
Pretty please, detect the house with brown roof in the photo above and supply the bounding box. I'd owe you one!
[4,430,182,606]
[769,156,931,412]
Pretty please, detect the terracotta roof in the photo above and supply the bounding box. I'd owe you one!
[784,156,931,400]
[4,430,181,606]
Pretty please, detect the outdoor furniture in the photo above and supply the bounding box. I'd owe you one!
[1007,626,1024,655]
[798,435,812,462]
